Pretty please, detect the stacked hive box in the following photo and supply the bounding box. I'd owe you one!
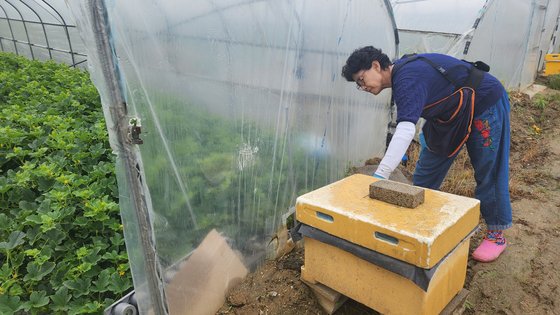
[544,54,560,76]
[296,174,480,315]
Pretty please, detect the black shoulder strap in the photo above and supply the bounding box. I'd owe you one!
[393,54,484,89]
[392,54,457,86]
[463,67,484,89]
[391,54,418,75]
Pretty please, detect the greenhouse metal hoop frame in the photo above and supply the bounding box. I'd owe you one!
[0,0,86,67]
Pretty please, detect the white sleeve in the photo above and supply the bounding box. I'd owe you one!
[374,121,416,179]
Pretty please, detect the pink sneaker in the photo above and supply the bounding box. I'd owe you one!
[472,232,507,262]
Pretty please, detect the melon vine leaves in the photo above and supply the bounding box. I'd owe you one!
[0,52,131,314]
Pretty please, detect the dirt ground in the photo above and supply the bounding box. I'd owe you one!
[217,88,560,315]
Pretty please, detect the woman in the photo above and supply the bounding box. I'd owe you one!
[341,46,512,262]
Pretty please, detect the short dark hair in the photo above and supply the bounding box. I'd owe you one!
[341,46,392,81]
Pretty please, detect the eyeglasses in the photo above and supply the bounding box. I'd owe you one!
[355,72,366,91]
[356,80,365,91]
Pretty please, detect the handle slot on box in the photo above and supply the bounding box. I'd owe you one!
[374,231,399,245]
[316,211,334,223]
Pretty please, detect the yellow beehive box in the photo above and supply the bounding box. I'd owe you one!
[301,236,470,315]
[296,174,480,269]
[544,54,560,76]
[296,174,480,315]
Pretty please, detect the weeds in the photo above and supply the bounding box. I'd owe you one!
[546,74,560,90]
[464,299,474,311]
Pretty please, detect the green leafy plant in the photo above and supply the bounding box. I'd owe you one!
[547,74,560,90]
[532,95,548,128]
[533,95,547,111]
[0,52,131,314]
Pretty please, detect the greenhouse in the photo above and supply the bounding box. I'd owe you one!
[68,1,397,314]
[393,0,560,89]
[2,0,560,314]
[0,0,86,67]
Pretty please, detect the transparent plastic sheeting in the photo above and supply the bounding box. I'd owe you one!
[392,0,486,55]
[393,0,486,35]
[392,0,560,89]
[553,11,560,54]
[0,0,86,67]
[460,0,558,89]
[68,1,397,314]
[545,0,560,56]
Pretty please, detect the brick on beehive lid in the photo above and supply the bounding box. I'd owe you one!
[369,180,425,208]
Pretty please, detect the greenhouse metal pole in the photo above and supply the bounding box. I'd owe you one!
[4,0,35,59]
[40,0,76,66]
[17,0,52,60]
[88,1,168,314]
[0,4,18,54]
[383,0,399,58]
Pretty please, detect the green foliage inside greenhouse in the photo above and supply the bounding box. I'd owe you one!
[140,93,330,264]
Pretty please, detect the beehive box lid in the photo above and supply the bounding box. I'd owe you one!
[296,174,480,268]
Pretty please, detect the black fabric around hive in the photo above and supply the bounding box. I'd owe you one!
[291,222,477,292]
